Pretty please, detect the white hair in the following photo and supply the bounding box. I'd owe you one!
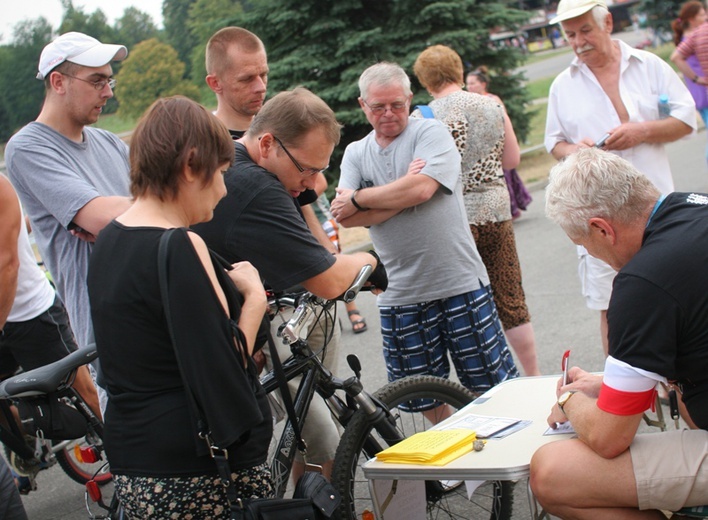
[545,148,660,238]
[358,62,412,100]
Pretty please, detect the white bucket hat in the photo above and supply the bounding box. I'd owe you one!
[549,0,607,24]
[37,32,128,80]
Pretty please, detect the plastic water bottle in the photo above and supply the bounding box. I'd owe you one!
[658,95,670,119]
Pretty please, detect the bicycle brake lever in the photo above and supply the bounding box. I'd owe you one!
[347,354,362,379]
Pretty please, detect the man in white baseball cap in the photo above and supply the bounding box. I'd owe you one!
[543,0,695,357]
[36,31,127,80]
[5,32,132,411]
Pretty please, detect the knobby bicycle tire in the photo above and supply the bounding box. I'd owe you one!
[331,375,514,520]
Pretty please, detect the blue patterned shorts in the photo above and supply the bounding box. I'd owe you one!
[380,286,519,411]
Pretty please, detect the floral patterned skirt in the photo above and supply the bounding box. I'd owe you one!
[113,462,273,519]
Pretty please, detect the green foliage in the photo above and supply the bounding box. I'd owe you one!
[114,38,201,119]
[187,0,245,87]
[230,0,532,183]
[162,0,200,76]
[0,18,53,141]
[58,0,115,42]
[115,7,159,50]
[639,0,682,36]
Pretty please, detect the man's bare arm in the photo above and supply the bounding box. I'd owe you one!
[72,196,132,237]
[301,251,379,300]
[604,118,693,151]
[337,209,401,228]
[548,391,643,459]
[0,177,22,329]
[331,160,435,221]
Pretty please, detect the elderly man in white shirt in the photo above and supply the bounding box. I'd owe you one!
[544,0,696,355]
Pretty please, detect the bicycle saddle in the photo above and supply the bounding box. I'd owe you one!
[0,346,98,398]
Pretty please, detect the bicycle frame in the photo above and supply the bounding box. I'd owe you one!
[261,287,402,499]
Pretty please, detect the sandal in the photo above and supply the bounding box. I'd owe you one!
[347,310,368,334]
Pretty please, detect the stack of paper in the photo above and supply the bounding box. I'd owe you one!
[376,429,477,466]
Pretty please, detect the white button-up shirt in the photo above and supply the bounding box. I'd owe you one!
[545,39,696,195]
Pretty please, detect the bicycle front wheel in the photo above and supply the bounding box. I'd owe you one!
[331,375,514,520]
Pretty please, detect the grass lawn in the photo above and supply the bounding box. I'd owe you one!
[92,113,139,136]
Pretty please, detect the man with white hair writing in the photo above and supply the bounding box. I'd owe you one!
[530,148,708,518]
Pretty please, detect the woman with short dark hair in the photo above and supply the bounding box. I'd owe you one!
[88,96,273,518]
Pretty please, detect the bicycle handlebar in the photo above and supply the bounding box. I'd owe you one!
[342,264,373,303]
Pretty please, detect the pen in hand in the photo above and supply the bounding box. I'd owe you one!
[561,349,571,386]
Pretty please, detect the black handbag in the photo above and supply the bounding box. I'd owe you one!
[157,229,340,520]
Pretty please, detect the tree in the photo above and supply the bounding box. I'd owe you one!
[187,0,244,86]
[0,18,53,141]
[639,0,681,40]
[58,0,115,42]
[114,38,201,118]
[163,0,200,77]
[230,0,530,183]
[115,7,159,50]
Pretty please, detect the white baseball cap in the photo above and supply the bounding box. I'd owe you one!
[550,0,607,24]
[36,32,128,80]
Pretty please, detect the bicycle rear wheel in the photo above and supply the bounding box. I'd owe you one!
[55,436,112,485]
[331,375,514,520]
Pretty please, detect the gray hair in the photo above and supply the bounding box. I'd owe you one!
[545,148,660,238]
[358,62,412,100]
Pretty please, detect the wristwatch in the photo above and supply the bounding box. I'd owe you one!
[557,390,578,415]
[351,189,369,211]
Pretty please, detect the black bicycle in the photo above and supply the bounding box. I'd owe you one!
[0,347,119,519]
[263,266,514,520]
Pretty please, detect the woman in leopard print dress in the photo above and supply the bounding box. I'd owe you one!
[413,44,541,376]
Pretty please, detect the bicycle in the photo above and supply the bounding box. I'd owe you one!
[262,265,515,520]
[0,347,118,519]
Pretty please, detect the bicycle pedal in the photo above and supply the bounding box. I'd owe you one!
[11,471,37,495]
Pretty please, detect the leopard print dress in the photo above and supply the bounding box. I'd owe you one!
[413,90,511,225]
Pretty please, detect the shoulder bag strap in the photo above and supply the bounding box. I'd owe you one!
[266,329,308,453]
[157,228,243,517]
[416,104,435,119]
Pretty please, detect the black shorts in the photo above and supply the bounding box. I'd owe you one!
[0,296,78,377]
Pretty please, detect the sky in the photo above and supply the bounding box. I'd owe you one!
[1,0,165,43]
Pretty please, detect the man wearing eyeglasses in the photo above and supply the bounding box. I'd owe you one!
[193,87,382,480]
[4,32,131,393]
[331,62,518,408]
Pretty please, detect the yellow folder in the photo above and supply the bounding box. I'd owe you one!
[376,429,477,466]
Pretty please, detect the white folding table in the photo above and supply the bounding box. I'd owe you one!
[362,375,576,519]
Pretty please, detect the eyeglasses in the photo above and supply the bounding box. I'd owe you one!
[62,74,116,91]
[362,99,409,115]
[272,136,328,177]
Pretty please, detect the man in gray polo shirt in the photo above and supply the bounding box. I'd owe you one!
[331,62,518,418]
[5,32,131,387]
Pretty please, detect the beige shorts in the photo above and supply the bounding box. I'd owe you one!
[630,429,708,511]
[577,248,617,311]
